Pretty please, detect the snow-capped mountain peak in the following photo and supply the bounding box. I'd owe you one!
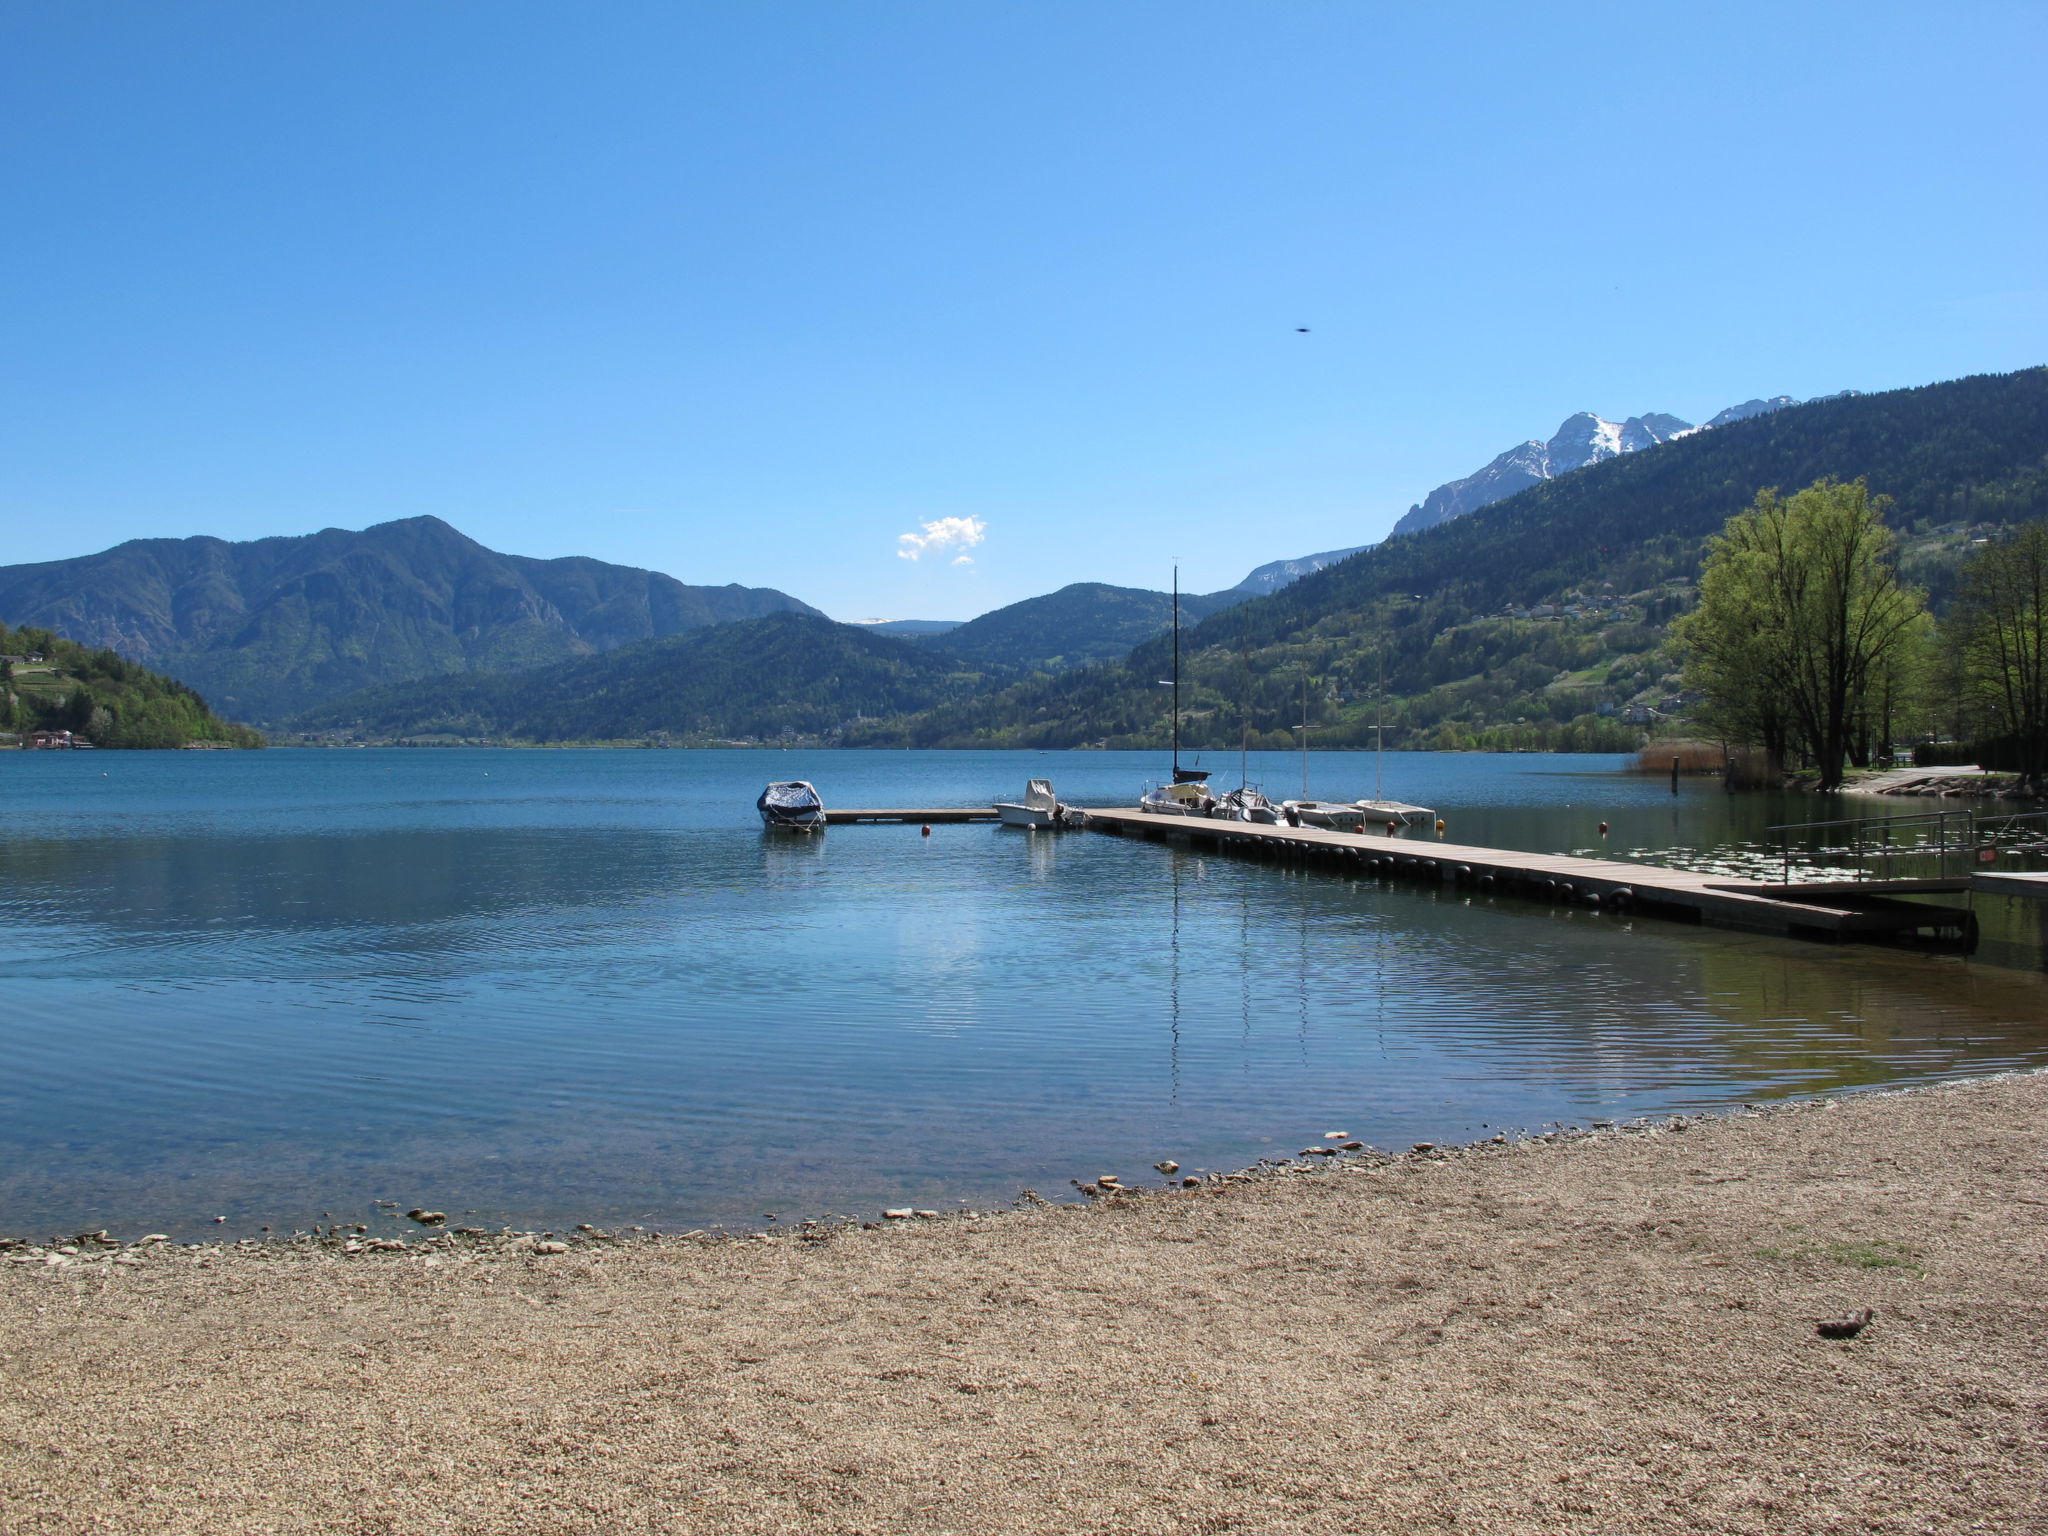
[1229,389,1859,595]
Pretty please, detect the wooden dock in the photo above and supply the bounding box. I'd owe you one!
[822,807,1002,824]
[1078,807,1977,947]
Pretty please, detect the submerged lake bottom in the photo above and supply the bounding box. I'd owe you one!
[4,748,2046,1241]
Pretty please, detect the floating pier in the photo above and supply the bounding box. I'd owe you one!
[822,807,1003,824]
[1077,807,1977,947]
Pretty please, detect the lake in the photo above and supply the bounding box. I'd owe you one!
[3,747,2044,1240]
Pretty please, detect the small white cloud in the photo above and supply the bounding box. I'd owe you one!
[896,516,987,562]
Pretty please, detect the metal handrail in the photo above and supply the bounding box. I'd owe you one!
[1765,806,2048,883]
[1766,808,1977,884]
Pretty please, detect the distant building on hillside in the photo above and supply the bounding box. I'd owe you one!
[27,729,74,749]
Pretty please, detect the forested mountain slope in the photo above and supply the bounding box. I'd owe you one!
[928,583,1243,671]
[851,367,2048,751]
[0,516,819,724]
[295,612,996,744]
[1,622,262,748]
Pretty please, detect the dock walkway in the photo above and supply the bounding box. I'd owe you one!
[822,807,1001,824]
[1078,806,1975,946]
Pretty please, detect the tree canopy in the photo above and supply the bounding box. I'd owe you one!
[1671,479,1925,787]
[1946,521,2048,781]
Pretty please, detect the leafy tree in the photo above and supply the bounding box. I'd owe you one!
[1947,520,2048,781]
[1672,478,1926,788]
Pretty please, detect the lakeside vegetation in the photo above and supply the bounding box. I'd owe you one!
[1674,482,2045,789]
[0,624,264,749]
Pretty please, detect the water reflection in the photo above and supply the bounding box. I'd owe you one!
[2,750,2046,1239]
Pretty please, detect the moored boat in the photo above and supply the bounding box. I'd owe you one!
[1354,797,1436,829]
[1141,767,1215,816]
[1211,784,1282,823]
[995,778,1062,827]
[1143,568,1218,817]
[757,780,826,831]
[1282,799,1367,832]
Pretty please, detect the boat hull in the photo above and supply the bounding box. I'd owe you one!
[1355,799,1437,828]
[995,803,1057,827]
[1284,801,1368,832]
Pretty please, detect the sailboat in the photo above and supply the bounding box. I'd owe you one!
[1139,566,1215,817]
[1211,616,1280,823]
[1353,645,1435,829]
[1280,668,1365,830]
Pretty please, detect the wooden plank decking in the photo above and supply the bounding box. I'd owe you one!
[822,807,1002,824]
[1078,806,1976,946]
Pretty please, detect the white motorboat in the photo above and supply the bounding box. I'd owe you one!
[1282,799,1368,832]
[757,780,826,831]
[995,778,1062,827]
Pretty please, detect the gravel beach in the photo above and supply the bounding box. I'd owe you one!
[4,1071,2044,1535]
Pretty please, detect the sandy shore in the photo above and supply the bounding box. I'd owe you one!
[4,1074,2045,1536]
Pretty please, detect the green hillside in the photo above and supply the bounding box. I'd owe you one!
[928,582,1243,671]
[1,623,264,749]
[847,367,2048,751]
[295,612,1000,743]
[0,516,820,725]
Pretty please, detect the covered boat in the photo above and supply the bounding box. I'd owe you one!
[757,780,826,831]
[995,778,1062,828]
[1211,785,1282,824]
[1281,799,1367,832]
[1140,766,1215,817]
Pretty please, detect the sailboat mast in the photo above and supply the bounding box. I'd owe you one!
[1300,668,1309,799]
[1375,644,1385,801]
[1171,566,1181,774]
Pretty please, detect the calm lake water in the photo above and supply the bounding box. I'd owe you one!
[4,748,2045,1240]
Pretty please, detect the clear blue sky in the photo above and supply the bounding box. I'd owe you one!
[4,2,2043,620]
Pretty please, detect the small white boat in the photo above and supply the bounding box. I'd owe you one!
[995,778,1061,827]
[1140,768,1215,816]
[1211,785,1282,824]
[1355,798,1436,829]
[1282,799,1367,832]
[757,780,826,831]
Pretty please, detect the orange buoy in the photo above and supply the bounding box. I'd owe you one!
[921,824,932,837]
[1434,819,1446,834]
[1599,821,1609,836]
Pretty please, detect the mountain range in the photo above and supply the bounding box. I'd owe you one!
[8,369,2040,749]
[843,367,2048,752]
[296,610,993,744]
[0,517,819,724]
[1382,394,1856,541]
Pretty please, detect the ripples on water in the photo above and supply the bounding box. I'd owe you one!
[2,748,2044,1238]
